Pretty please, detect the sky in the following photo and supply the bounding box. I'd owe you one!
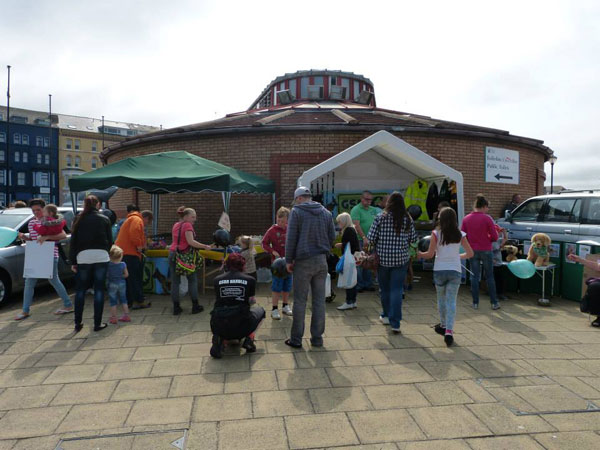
[1,0,598,189]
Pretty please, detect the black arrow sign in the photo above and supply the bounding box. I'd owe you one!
[495,173,513,180]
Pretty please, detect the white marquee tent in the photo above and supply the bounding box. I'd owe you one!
[297,130,465,221]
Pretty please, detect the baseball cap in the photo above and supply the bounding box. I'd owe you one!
[294,186,312,199]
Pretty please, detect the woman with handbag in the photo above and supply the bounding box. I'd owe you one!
[567,253,600,327]
[169,208,211,315]
[335,212,360,310]
[367,192,418,333]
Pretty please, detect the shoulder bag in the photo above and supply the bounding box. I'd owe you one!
[175,223,203,276]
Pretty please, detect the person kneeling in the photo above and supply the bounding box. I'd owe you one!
[210,253,266,358]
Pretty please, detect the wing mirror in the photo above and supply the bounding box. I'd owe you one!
[504,210,513,222]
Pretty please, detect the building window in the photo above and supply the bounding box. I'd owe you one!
[66,155,72,167]
[13,133,21,145]
[36,172,50,187]
[17,172,26,186]
[0,171,4,185]
[22,152,28,163]
[40,193,50,202]
[0,132,6,143]
[66,139,72,150]
[74,156,80,168]
[91,158,97,169]
[92,141,97,152]
[45,154,50,165]
[37,153,42,164]
[74,139,80,150]
[22,135,29,145]
[0,150,4,161]
[44,137,49,147]
[36,136,43,147]
[14,151,20,163]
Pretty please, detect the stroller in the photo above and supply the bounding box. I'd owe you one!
[326,253,339,302]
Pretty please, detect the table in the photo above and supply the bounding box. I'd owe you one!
[534,263,556,306]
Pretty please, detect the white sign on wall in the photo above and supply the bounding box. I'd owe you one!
[485,146,519,184]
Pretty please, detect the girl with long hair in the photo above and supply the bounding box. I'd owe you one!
[367,192,418,333]
[69,195,113,332]
[419,207,473,345]
[335,212,360,310]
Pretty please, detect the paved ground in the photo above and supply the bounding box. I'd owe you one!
[0,274,599,449]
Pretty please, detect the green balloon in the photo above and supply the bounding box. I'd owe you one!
[507,259,536,279]
[0,227,18,248]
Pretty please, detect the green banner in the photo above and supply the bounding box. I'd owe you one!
[337,193,388,214]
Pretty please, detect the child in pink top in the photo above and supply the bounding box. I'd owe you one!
[461,194,500,310]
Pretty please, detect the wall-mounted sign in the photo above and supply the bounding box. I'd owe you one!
[40,187,50,194]
[485,147,519,185]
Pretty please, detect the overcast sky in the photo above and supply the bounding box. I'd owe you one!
[1,0,598,189]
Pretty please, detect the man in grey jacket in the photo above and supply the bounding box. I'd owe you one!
[285,186,336,348]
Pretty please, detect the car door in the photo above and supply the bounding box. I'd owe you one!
[536,197,581,244]
[503,198,545,241]
[579,197,600,243]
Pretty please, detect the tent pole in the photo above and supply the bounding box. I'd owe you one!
[151,194,159,236]
[71,192,77,216]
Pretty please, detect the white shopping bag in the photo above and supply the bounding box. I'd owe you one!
[179,276,188,296]
[337,243,357,289]
[325,273,331,298]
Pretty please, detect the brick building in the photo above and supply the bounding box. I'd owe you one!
[102,70,553,241]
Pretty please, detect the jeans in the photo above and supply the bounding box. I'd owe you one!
[357,241,374,289]
[123,255,143,305]
[23,258,72,314]
[433,270,461,331]
[377,263,409,329]
[169,252,199,305]
[469,250,498,305]
[290,254,328,346]
[345,286,358,304]
[74,262,108,328]
[108,280,127,307]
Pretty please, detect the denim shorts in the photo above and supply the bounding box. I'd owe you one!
[272,275,292,293]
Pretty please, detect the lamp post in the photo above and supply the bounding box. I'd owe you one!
[5,65,11,206]
[549,155,557,194]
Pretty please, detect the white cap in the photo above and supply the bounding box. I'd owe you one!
[294,186,312,199]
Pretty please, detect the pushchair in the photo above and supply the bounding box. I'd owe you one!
[326,253,339,302]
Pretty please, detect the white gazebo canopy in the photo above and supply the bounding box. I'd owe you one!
[297,130,465,221]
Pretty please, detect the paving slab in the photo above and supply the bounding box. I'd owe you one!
[540,411,600,432]
[99,361,154,380]
[0,384,62,410]
[277,368,332,389]
[466,435,545,449]
[286,412,359,448]
[43,363,105,384]
[533,431,600,449]
[169,373,224,397]
[111,377,172,401]
[126,397,193,426]
[400,440,470,450]
[348,409,425,443]
[466,403,556,435]
[192,393,252,422]
[51,380,117,405]
[308,387,371,413]
[373,363,434,384]
[363,384,430,409]
[0,367,52,387]
[325,366,383,387]
[224,370,278,393]
[416,380,474,405]
[253,389,314,417]
[57,401,132,433]
[218,417,288,450]
[150,357,202,376]
[409,405,491,439]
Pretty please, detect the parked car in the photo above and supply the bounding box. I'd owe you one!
[497,191,600,244]
[0,207,77,304]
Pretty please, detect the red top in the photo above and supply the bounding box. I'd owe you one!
[34,218,66,237]
[170,222,194,252]
[460,211,498,252]
[262,224,286,261]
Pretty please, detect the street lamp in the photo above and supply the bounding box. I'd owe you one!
[549,155,558,194]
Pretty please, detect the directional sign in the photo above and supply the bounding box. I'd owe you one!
[485,146,519,185]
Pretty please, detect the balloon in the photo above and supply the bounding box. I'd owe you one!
[417,236,431,252]
[0,227,18,248]
[407,205,422,221]
[213,229,231,247]
[507,259,536,279]
[271,257,289,278]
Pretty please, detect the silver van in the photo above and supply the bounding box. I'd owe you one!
[497,191,600,244]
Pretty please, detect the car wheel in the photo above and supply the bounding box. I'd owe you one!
[0,271,11,304]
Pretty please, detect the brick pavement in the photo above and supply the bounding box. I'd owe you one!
[0,276,598,449]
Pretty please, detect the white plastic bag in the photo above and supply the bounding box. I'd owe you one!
[179,276,188,296]
[257,267,273,283]
[325,273,331,297]
[337,243,357,289]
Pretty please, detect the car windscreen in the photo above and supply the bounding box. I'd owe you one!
[0,214,30,229]
[512,199,545,221]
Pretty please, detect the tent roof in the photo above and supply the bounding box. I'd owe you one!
[68,151,275,194]
[297,130,465,219]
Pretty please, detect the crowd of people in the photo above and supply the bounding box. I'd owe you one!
[10,186,600,355]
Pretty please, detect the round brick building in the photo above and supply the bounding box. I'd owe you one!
[102,70,553,240]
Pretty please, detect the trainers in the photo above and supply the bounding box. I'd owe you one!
[191,304,204,314]
[492,302,501,310]
[242,337,256,353]
[173,304,183,315]
[472,303,479,310]
[379,316,390,325]
[271,309,281,320]
[444,332,454,346]
[434,323,446,335]
[282,304,293,316]
[337,303,356,311]
[118,314,131,322]
[391,326,401,334]
[109,316,118,325]
[210,335,224,359]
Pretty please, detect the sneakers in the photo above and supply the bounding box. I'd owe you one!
[379,316,390,325]
[271,309,281,320]
[492,302,501,310]
[337,303,356,311]
[109,316,118,325]
[434,323,446,335]
[118,314,131,322]
[444,332,454,346]
[15,312,30,321]
[210,335,224,358]
[472,303,479,310]
[242,337,256,353]
[191,304,204,314]
[282,304,293,316]
[173,303,183,315]
[391,326,401,334]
